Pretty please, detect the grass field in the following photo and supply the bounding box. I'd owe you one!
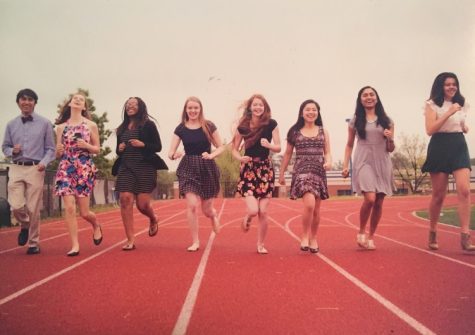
[416,205,475,230]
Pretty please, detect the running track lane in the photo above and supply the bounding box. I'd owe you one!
[0,195,473,334]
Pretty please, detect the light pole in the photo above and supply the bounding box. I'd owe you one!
[345,118,353,195]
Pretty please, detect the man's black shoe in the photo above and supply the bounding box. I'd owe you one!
[18,228,29,246]
[26,246,40,255]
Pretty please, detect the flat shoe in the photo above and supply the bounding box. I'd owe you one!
[93,225,103,245]
[187,243,200,252]
[309,247,319,254]
[67,250,80,257]
[122,244,136,251]
[257,245,268,254]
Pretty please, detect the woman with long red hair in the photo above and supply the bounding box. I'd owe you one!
[232,94,281,254]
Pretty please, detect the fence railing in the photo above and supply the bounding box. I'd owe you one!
[1,165,473,222]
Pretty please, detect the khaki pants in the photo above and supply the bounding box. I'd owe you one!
[8,164,45,247]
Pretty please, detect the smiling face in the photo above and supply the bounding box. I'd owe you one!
[125,98,139,117]
[68,94,86,112]
[17,95,36,115]
[302,102,319,123]
[250,97,265,118]
[360,88,378,109]
[185,99,202,121]
[443,77,458,101]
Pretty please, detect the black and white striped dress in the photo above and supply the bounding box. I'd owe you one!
[115,128,156,194]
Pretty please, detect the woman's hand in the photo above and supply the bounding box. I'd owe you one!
[448,103,462,115]
[172,151,183,160]
[278,174,286,185]
[240,155,251,163]
[76,139,89,150]
[342,167,350,178]
[56,143,64,156]
[128,139,144,148]
[118,142,126,152]
[260,138,270,148]
[202,152,213,160]
[383,128,393,139]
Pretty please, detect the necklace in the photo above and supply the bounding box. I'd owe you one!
[367,117,378,124]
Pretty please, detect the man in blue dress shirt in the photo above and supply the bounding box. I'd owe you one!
[2,89,55,254]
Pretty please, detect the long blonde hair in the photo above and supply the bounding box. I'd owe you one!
[181,96,216,147]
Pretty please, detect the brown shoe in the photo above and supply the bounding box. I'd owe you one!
[461,233,475,251]
[428,231,438,250]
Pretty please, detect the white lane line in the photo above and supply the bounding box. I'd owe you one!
[0,201,186,253]
[0,199,182,235]
[172,200,226,335]
[275,201,475,269]
[269,215,437,335]
[341,213,475,270]
[0,209,186,306]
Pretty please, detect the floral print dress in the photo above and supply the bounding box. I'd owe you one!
[55,121,97,197]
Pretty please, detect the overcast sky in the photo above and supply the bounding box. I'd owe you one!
[1,0,474,170]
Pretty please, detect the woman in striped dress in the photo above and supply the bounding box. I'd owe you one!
[115,97,162,251]
[168,97,224,252]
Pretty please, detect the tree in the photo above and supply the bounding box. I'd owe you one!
[215,143,240,197]
[391,133,429,193]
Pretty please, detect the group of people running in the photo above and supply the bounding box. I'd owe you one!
[2,72,474,256]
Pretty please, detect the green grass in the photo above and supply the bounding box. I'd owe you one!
[416,205,475,230]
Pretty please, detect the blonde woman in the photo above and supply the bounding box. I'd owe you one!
[168,97,224,251]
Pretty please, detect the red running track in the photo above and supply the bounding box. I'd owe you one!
[0,195,474,335]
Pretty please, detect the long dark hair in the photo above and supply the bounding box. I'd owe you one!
[429,72,465,107]
[286,99,322,144]
[116,97,154,137]
[354,86,391,139]
[236,94,271,149]
[55,93,91,125]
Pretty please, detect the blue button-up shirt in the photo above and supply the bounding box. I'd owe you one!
[2,112,55,166]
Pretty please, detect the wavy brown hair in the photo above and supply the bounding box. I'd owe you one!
[55,93,91,125]
[236,94,271,149]
[181,96,216,147]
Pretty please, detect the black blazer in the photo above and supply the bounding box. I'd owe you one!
[113,120,167,173]
[115,120,162,157]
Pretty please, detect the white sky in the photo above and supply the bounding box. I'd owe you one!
[1,0,474,170]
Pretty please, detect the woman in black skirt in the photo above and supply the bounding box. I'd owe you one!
[232,94,281,254]
[422,72,474,251]
[168,97,224,252]
[115,97,162,251]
